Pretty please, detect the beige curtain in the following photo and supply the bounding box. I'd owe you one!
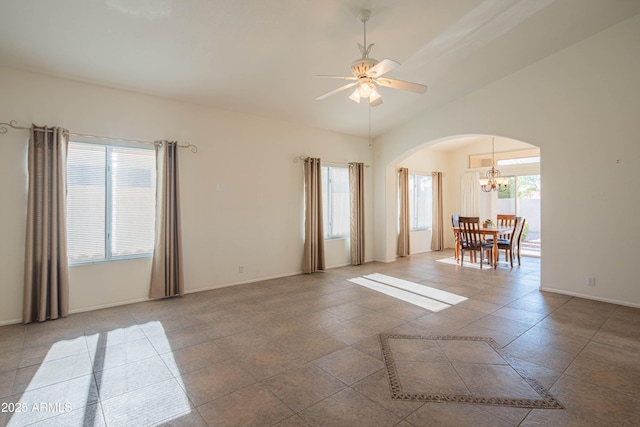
[302,157,325,273]
[349,162,365,265]
[149,141,184,299]
[23,125,70,323]
[431,171,444,251]
[397,167,410,257]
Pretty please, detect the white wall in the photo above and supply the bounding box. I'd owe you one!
[373,14,640,306]
[0,67,373,324]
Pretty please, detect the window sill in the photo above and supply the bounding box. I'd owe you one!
[69,254,152,266]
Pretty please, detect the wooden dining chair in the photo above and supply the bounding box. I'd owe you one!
[451,214,461,261]
[514,217,526,265]
[458,216,493,269]
[497,216,525,267]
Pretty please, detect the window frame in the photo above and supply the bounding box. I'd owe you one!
[66,140,156,265]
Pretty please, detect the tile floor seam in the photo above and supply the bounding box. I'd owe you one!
[561,355,640,401]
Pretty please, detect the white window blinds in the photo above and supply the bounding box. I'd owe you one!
[321,165,350,239]
[409,173,433,231]
[66,142,156,263]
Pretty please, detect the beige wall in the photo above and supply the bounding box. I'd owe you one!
[0,67,373,324]
[373,14,640,307]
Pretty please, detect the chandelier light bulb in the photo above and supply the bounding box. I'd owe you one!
[349,88,361,103]
[359,81,372,98]
[369,85,381,104]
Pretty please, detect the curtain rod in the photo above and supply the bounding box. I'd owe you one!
[0,120,198,153]
[396,167,439,175]
[293,155,370,168]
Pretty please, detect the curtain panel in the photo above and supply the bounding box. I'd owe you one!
[431,171,444,251]
[302,157,325,273]
[397,167,410,257]
[149,141,184,299]
[349,162,365,265]
[23,125,70,323]
[461,172,480,216]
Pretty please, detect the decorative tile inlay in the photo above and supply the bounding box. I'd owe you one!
[379,334,564,409]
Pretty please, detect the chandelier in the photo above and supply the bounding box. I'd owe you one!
[480,137,508,192]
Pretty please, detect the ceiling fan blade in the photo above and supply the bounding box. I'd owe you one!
[315,82,358,100]
[375,78,428,94]
[314,75,357,80]
[367,58,400,77]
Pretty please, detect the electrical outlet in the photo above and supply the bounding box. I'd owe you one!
[587,277,596,286]
[238,266,244,274]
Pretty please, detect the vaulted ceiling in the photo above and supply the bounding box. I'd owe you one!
[1,0,639,138]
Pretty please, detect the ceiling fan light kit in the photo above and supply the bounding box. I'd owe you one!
[315,10,428,106]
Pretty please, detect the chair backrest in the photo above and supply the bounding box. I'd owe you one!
[507,217,524,249]
[497,214,516,227]
[451,214,460,227]
[497,214,516,239]
[458,216,481,247]
[514,217,526,246]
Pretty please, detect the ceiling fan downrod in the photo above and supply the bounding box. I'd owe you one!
[357,10,374,60]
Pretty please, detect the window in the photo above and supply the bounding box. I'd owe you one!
[497,157,540,166]
[498,174,541,255]
[409,173,432,231]
[321,165,350,239]
[66,142,156,263]
[468,147,540,168]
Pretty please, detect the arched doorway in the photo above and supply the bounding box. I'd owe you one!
[386,134,541,262]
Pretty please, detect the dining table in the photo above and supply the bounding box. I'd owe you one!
[452,226,513,269]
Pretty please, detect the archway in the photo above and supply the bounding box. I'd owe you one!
[378,134,541,265]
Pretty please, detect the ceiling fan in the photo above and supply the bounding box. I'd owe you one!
[315,10,428,106]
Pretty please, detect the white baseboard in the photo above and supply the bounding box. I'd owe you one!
[326,263,350,269]
[409,249,432,255]
[540,287,640,309]
[1,272,305,325]
[372,258,397,263]
[69,297,151,314]
[186,270,303,294]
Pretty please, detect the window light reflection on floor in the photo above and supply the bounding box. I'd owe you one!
[8,323,191,426]
[348,273,467,312]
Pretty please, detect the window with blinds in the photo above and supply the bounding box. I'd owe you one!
[321,165,350,239]
[409,173,432,231]
[66,142,156,263]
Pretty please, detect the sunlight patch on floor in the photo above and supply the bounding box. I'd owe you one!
[363,273,467,305]
[348,273,467,312]
[8,324,192,426]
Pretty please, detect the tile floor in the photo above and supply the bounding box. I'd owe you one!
[1,250,639,426]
